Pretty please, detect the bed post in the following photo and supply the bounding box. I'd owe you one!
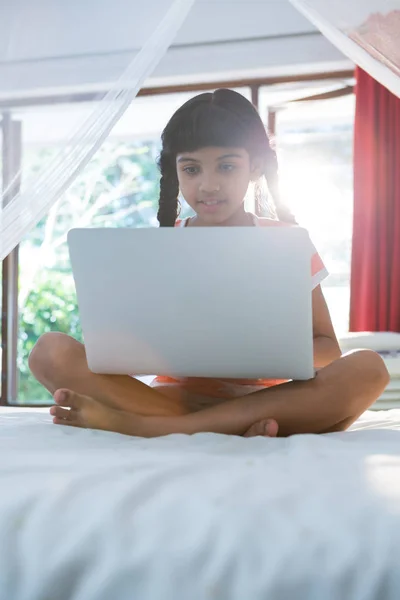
[1,113,22,405]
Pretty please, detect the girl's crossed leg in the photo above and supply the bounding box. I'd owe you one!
[29,332,389,438]
[29,332,278,436]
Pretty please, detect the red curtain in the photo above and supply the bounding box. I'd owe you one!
[350,67,400,332]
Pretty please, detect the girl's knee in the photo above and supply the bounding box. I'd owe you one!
[344,350,389,412]
[29,332,83,376]
[349,349,389,386]
[317,349,389,422]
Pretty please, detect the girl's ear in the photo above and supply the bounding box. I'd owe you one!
[250,157,264,182]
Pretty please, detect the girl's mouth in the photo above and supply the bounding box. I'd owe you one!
[198,199,226,213]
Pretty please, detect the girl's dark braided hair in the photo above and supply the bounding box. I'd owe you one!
[157,88,295,226]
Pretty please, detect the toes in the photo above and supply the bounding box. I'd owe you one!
[244,418,279,438]
[53,417,71,426]
[264,419,279,437]
[243,423,260,437]
[52,409,83,428]
[52,417,83,428]
[53,389,83,409]
[50,405,74,421]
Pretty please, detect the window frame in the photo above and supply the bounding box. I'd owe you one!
[0,69,354,405]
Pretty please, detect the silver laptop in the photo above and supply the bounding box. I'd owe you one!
[68,226,314,380]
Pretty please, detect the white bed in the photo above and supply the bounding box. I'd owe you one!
[1,407,400,600]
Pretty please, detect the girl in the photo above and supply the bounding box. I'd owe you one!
[29,89,388,438]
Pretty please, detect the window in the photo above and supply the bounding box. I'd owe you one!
[16,89,252,403]
[18,139,163,402]
[0,129,2,400]
[274,95,355,335]
[1,80,354,404]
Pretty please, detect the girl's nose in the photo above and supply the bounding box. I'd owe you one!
[199,176,220,193]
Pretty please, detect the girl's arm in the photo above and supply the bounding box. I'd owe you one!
[312,286,342,368]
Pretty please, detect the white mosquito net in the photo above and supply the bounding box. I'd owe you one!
[0,0,195,262]
[2,0,400,263]
[290,0,400,97]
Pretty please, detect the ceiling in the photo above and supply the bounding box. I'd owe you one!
[0,0,351,101]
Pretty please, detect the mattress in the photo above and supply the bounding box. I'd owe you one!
[1,407,400,599]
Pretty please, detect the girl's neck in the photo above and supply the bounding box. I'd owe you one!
[189,207,255,227]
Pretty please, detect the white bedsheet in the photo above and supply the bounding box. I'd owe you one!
[1,408,400,600]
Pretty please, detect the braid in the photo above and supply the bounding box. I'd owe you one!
[157,151,179,227]
[254,178,276,219]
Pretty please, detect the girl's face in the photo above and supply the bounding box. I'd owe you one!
[176,146,260,225]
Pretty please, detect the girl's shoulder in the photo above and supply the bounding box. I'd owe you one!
[174,218,186,228]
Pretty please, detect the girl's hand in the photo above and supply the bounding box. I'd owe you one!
[243,418,278,438]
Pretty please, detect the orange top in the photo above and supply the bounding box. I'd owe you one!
[151,215,328,398]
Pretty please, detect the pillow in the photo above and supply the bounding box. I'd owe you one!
[377,390,400,401]
[382,357,400,378]
[385,378,400,391]
[339,332,400,353]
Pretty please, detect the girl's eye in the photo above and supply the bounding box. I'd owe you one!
[183,166,199,175]
[220,163,235,172]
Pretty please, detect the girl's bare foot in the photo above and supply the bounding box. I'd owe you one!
[50,388,279,438]
[50,389,141,434]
